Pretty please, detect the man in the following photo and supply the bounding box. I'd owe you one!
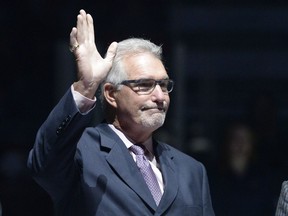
[27,9,215,216]
[276,181,288,216]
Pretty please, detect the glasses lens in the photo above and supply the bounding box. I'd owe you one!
[167,80,174,92]
[158,80,173,93]
[137,79,155,92]
[120,79,174,94]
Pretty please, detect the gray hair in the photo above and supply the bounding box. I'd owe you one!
[100,38,163,105]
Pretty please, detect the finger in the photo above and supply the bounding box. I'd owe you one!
[69,27,81,53]
[105,42,118,62]
[87,14,95,43]
[77,10,87,43]
[70,27,78,46]
[80,9,86,15]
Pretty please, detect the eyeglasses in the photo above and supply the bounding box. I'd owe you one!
[119,78,174,95]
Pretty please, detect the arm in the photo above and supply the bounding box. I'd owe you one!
[27,9,117,201]
[27,90,92,200]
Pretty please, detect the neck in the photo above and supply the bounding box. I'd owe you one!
[112,122,154,144]
[110,124,154,155]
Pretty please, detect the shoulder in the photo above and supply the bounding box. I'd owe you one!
[276,181,288,216]
[278,181,288,198]
[280,181,288,199]
[282,181,288,190]
[81,123,117,141]
[77,123,122,150]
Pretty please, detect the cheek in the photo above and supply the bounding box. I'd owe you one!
[117,94,140,115]
[164,96,171,109]
[167,96,170,105]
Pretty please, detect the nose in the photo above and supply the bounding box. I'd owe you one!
[151,84,166,101]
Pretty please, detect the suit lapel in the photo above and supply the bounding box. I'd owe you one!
[155,142,179,212]
[97,125,179,212]
[98,125,158,210]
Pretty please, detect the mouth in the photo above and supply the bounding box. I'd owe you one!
[141,106,166,112]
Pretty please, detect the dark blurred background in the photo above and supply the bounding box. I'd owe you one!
[1,0,288,215]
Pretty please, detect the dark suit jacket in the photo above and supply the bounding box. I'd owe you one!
[27,89,215,216]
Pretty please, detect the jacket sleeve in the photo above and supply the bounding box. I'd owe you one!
[27,89,94,202]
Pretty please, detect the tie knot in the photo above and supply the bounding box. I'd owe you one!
[130,144,145,155]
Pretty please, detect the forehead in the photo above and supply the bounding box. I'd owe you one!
[123,53,168,79]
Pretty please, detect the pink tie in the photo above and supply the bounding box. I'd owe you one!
[130,144,162,205]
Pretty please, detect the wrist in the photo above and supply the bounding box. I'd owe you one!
[73,80,98,99]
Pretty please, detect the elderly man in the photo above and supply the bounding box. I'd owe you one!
[27,9,215,216]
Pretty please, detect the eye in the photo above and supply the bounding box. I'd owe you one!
[137,80,154,89]
[159,80,168,88]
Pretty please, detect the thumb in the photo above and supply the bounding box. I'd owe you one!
[105,42,118,63]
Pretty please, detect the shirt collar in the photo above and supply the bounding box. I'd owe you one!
[108,124,154,159]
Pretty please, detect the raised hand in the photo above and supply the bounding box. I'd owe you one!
[70,9,117,99]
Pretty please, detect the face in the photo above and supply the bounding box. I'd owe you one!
[113,53,170,134]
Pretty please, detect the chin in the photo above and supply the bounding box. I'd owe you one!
[140,114,166,129]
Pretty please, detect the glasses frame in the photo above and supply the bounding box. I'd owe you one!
[118,78,174,95]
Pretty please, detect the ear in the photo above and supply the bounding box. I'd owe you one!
[103,83,117,108]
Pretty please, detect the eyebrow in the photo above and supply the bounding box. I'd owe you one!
[128,76,170,80]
